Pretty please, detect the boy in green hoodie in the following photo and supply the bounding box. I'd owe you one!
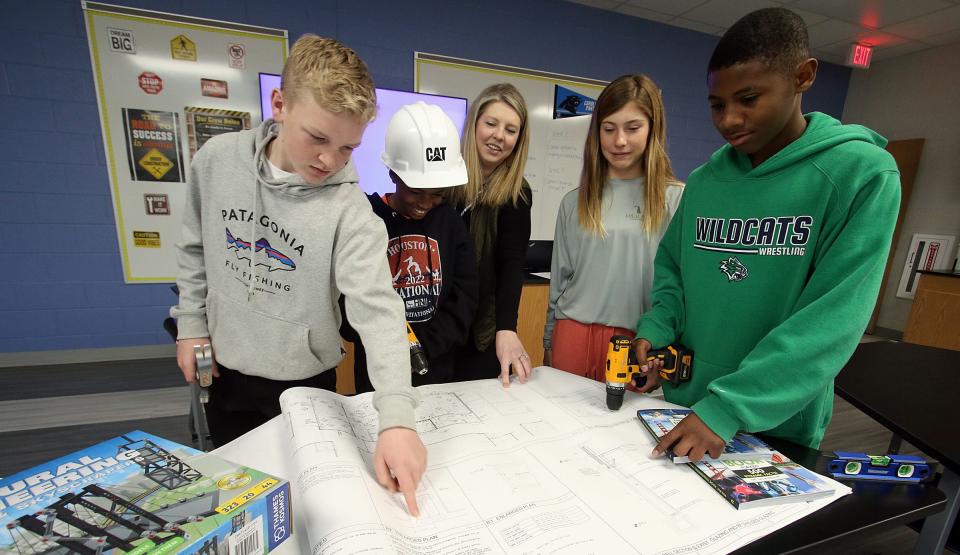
[632,8,901,460]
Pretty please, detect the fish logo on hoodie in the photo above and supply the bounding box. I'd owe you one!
[226,228,296,271]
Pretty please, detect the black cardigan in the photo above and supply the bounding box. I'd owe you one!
[460,181,532,347]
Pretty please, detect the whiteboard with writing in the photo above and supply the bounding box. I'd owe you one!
[415,53,606,240]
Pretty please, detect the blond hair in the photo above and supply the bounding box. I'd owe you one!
[578,74,677,236]
[450,84,530,208]
[281,34,377,122]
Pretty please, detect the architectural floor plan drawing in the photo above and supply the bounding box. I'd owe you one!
[277,369,850,554]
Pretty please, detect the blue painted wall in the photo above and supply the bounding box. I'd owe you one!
[0,0,851,353]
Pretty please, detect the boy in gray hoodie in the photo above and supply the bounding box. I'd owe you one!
[171,34,426,515]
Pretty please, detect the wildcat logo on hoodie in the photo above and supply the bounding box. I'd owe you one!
[387,234,442,322]
[694,215,813,282]
[719,257,749,282]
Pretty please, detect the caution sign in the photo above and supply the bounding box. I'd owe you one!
[138,148,174,179]
[170,34,197,61]
[133,230,161,248]
[122,108,185,182]
[184,106,250,161]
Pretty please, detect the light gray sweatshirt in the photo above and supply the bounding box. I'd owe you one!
[171,121,418,431]
[544,178,684,348]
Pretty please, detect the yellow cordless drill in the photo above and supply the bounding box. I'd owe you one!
[407,322,429,376]
[605,335,693,410]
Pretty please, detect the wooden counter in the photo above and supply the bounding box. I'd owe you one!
[516,280,549,367]
[336,278,551,394]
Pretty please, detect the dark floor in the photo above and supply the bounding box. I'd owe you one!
[0,357,182,401]
[0,415,193,476]
[0,356,189,476]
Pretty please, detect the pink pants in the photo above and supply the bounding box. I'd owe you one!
[551,319,635,383]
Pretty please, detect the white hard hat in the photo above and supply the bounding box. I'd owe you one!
[381,101,468,189]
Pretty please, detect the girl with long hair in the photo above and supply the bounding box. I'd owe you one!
[544,74,684,382]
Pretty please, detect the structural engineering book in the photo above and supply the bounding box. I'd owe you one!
[689,454,837,509]
[0,430,291,554]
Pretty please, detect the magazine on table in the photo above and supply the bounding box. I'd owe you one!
[637,408,776,463]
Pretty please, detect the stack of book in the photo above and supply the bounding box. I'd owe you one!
[638,408,835,509]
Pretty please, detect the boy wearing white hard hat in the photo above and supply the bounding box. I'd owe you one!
[344,102,479,391]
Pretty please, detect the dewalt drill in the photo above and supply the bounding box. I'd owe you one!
[407,322,429,376]
[605,335,693,410]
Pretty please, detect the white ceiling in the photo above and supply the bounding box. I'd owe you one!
[567,0,960,65]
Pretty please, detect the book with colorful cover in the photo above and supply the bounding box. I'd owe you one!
[689,453,836,509]
[637,408,776,463]
[0,430,291,554]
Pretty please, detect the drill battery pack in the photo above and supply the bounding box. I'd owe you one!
[646,344,693,386]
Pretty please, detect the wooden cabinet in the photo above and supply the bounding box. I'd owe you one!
[516,281,550,367]
[903,272,960,351]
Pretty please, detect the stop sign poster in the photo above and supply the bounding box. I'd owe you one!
[122,108,185,182]
[138,72,163,94]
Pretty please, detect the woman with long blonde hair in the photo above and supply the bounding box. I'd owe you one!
[450,83,534,385]
[544,74,683,382]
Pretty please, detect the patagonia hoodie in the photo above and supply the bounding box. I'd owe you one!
[636,112,901,448]
[171,120,419,431]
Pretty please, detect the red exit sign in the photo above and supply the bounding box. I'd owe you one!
[846,43,874,68]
